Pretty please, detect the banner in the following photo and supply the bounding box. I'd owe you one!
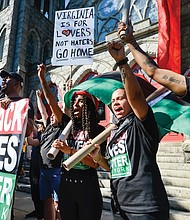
[52,7,94,66]
[0,99,29,220]
[157,0,181,73]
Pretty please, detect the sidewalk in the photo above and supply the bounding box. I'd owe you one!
[14,191,35,220]
[14,191,113,220]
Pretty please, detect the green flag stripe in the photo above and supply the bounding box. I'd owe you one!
[152,98,190,139]
[64,78,123,108]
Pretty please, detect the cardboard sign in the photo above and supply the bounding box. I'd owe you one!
[0,99,29,220]
[52,7,94,66]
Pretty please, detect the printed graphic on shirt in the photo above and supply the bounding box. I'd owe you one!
[107,132,131,179]
[110,153,131,179]
[65,130,90,170]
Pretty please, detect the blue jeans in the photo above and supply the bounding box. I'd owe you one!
[39,167,61,202]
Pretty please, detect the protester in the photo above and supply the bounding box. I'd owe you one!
[0,70,34,220]
[0,70,34,136]
[37,63,70,220]
[25,119,45,220]
[25,89,48,219]
[90,40,169,220]
[52,90,106,220]
[117,21,190,103]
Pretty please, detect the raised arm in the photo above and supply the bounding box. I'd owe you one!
[108,41,148,120]
[37,63,63,123]
[36,89,48,127]
[118,22,186,97]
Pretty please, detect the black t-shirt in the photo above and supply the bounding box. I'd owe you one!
[40,113,70,168]
[62,123,107,179]
[107,107,169,213]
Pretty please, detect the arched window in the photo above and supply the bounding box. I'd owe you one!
[66,0,158,43]
[0,29,6,61]
[95,0,122,43]
[94,0,158,43]
[130,0,158,24]
[43,41,52,65]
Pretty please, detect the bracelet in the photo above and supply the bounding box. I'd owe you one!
[116,57,129,66]
[94,153,102,164]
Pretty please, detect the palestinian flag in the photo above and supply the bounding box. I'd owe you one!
[64,71,190,140]
[150,92,190,139]
[64,71,156,108]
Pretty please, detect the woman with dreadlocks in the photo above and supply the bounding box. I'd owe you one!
[52,91,106,220]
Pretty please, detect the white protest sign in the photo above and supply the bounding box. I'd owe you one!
[52,7,94,66]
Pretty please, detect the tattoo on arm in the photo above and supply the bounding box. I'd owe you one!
[133,42,158,68]
[161,75,181,85]
[120,68,126,85]
[168,77,181,85]
[161,75,169,80]
[143,57,158,68]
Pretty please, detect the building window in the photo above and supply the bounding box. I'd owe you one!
[130,0,158,24]
[64,0,158,43]
[34,0,51,19]
[94,0,158,43]
[0,0,9,11]
[0,29,5,61]
[43,41,52,65]
[95,0,122,43]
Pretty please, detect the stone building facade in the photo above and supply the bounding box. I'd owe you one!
[0,0,190,131]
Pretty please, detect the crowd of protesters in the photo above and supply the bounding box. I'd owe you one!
[1,20,190,220]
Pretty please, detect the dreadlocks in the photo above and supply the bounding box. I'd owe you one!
[70,95,98,141]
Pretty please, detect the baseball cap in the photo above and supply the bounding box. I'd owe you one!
[0,70,24,86]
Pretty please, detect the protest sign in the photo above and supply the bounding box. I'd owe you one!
[52,7,94,66]
[0,99,29,220]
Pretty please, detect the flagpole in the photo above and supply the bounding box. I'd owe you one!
[120,0,131,40]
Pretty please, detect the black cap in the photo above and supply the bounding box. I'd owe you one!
[0,70,24,83]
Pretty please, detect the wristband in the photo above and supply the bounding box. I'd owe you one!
[116,57,129,66]
[94,153,102,164]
